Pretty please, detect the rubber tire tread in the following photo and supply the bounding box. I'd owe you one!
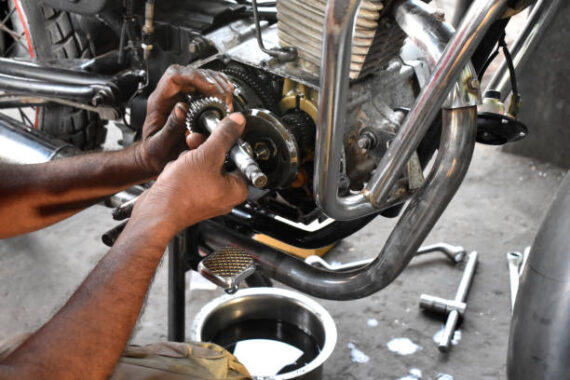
[19,1,105,149]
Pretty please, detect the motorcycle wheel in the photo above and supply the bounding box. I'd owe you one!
[0,0,105,149]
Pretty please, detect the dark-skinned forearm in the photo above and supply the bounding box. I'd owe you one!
[0,144,154,238]
[0,215,174,379]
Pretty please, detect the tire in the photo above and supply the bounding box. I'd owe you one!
[507,172,570,379]
[4,0,105,149]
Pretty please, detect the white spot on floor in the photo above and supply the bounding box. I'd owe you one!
[396,368,422,380]
[433,326,462,345]
[436,373,454,380]
[347,342,370,363]
[367,318,379,327]
[410,368,422,377]
[386,337,422,355]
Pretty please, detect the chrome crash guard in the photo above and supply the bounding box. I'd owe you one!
[201,0,511,300]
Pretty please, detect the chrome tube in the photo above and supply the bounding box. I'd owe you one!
[201,106,477,300]
[486,0,563,99]
[313,0,488,220]
[364,0,507,209]
[0,114,77,164]
[313,0,377,220]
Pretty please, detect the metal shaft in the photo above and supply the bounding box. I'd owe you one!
[200,111,268,188]
[366,0,506,210]
[486,0,563,99]
[304,241,465,271]
[439,250,478,352]
[507,251,523,312]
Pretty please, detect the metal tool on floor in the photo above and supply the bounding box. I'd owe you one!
[506,246,531,312]
[305,242,466,271]
[420,251,479,352]
[519,246,531,276]
[507,251,523,312]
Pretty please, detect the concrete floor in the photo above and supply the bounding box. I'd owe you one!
[0,143,567,379]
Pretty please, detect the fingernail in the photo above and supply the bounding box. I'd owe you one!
[229,112,245,125]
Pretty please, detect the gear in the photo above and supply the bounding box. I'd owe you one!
[282,111,315,152]
[223,63,279,113]
[185,96,230,133]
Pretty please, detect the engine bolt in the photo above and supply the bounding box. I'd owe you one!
[468,78,480,91]
[357,132,377,151]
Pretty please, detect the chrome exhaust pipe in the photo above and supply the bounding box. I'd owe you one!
[0,114,78,164]
[364,0,506,209]
[199,0,503,300]
[200,105,476,300]
[314,0,507,221]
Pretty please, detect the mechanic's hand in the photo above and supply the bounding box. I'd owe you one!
[131,113,248,236]
[136,65,234,175]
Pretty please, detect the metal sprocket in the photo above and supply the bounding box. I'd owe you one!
[185,96,230,133]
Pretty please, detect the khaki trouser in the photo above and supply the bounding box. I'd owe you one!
[0,333,251,379]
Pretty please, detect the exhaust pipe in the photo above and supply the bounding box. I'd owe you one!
[0,113,78,164]
[198,0,488,300]
[199,0,518,300]
[314,0,505,221]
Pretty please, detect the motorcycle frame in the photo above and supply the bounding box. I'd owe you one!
[0,57,145,120]
[200,0,561,302]
[0,0,562,335]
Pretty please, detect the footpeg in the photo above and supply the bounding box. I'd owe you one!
[198,247,256,294]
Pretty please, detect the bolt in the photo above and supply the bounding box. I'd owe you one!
[357,132,377,151]
[254,142,271,161]
[468,78,480,91]
[434,11,446,22]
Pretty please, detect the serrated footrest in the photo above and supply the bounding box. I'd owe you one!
[198,247,255,293]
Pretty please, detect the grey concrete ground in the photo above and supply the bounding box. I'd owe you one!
[0,142,566,379]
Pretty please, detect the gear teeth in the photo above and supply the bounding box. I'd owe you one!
[185,96,230,132]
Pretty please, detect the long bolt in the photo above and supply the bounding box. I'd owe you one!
[200,110,268,188]
[438,251,478,352]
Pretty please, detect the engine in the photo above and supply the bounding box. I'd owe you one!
[189,1,426,226]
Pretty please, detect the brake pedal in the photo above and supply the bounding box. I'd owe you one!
[198,247,256,294]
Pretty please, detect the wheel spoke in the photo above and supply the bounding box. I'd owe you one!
[0,8,29,52]
[0,7,39,130]
[0,24,27,49]
[4,41,17,56]
[18,107,34,127]
[1,7,16,27]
